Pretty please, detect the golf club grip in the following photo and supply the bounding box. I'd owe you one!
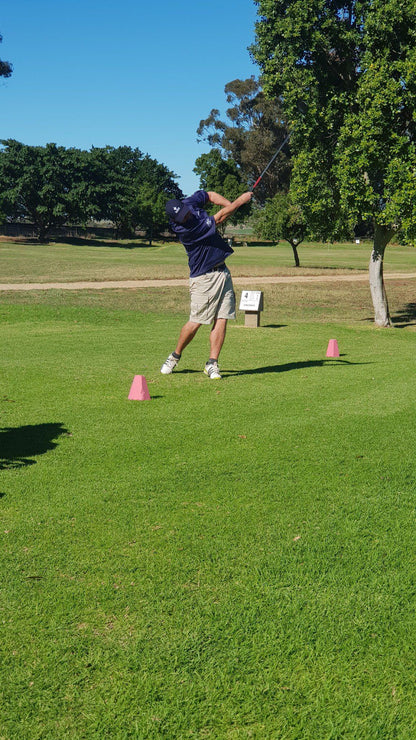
[252,176,262,190]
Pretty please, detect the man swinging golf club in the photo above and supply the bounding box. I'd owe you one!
[161,189,252,379]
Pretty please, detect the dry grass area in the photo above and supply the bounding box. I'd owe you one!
[1,236,415,329]
[1,277,415,328]
[2,237,416,284]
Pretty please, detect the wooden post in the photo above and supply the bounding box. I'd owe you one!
[244,310,261,327]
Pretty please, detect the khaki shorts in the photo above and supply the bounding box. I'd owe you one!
[189,266,236,324]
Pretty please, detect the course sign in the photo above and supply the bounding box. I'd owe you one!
[239,290,263,311]
[239,290,264,327]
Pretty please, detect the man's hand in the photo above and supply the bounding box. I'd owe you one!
[238,191,253,205]
[214,191,253,225]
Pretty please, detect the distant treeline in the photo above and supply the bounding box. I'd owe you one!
[0,140,183,241]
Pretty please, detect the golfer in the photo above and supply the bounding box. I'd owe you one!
[161,189,252,379]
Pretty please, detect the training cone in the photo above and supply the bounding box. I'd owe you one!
[326,339,340,358]
[128,375,151,400]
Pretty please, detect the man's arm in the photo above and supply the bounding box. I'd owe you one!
[207,191,232,207]
[213,191,253,225]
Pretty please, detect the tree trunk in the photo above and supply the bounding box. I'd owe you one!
[36,222,49,242]
[290,241,300,267]
[369,223,395,327]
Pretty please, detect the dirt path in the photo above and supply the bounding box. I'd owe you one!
[1,272,416,291]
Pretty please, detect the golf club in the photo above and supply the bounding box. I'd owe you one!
[251,132,291,191]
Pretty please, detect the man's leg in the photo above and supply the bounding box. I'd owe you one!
[204,318,227,379]
[175,321,201,355]
[209,318,227,360]
[161,321,201,374]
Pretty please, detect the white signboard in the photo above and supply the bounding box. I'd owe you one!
[239,290,263,312]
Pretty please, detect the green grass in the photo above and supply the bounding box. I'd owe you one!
[1,236,416,283]
[1,244,416,738]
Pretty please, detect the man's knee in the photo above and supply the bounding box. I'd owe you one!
[211,317,227,330]
[186,321,201,333]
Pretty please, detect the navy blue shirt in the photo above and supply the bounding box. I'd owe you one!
[169,190,233,278]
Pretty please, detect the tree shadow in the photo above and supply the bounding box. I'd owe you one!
[262,324,288,329]
[55,237,154,250]
[233,240,277,247]
[8,236,176,250]
[302,266,367,272]
[0,423,69,470]
[223,358,369,377]
[392,302,416,328]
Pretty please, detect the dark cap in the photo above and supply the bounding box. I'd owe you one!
[165,199,191,224]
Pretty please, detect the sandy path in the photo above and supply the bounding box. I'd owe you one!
[1,272,416,291]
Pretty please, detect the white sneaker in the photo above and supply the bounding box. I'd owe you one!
[161,353,180,374]
[204,361,222,379]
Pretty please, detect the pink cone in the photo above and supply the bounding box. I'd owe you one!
[326,339,340,358]
[128,375,151,400]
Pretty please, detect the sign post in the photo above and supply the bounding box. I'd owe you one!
[239,290,264,327]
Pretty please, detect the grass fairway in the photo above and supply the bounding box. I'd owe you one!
[1,245,416,738]
[1,236,416,282]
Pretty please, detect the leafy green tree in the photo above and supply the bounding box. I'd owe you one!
[89,146,181,238]
[194,149,240,195]
[197,77,290,203]
[253,192,307,267]
[0,142,181,241]
[134,183,169,246]
[133,154,182,239]
[252,0,416,326]
[88,146,144,238]
[0,33,12,78]
[0,140,92,239]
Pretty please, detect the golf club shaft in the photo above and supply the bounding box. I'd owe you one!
[251,133,290,190]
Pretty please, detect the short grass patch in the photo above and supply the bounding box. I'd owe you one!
[1,246,416,738]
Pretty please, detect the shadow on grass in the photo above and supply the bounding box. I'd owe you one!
[392,302,416,328]
[7,236,176,250]
[0,423,69,471]
[262,324,288,329]
[56,237,180,250]
[56,237,156,250]
[224,358,368,377]
[362,303,416,328]
[299,265,367,272]
[174,369,201,375]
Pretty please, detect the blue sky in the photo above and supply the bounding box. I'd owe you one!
[0,0,260,196]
